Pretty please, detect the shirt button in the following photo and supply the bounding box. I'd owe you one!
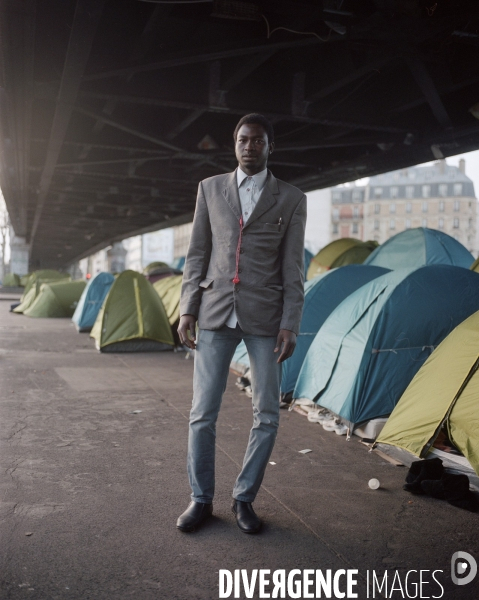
[246,188,250,192]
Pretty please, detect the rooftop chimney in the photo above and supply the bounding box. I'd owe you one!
[436,159,446,174]
[459,158,466,174]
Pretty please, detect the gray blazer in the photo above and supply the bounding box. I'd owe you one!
[180,169,307,336]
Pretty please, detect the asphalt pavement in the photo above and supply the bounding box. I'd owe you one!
[0,291,478,600]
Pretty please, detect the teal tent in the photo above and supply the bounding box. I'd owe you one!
[364,227,474,270]
[72,272,115,332]
[281,265,390,399]
[294,265,479,431]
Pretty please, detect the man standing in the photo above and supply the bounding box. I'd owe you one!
[177,113,306,534]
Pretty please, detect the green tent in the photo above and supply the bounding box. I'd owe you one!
[90,270,174,352]
[143,261,168,275]
[21,270,68,298]
[153,274,182,325]
[2,273,21,287]
[306,239,377,280]
[24,280,86,318]
[20,273,31,287]
[14,274,71,314]
[377,310,479,476]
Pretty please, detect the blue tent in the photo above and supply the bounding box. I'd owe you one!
[72,272,115,332]
[363,227,474,270]
[230,341,250,376]
[294,265,479,429]
[281,265,390,398]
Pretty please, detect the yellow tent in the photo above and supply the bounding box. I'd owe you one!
[377,310,479,476]
[91,270,174,352]
[306,239,377,280]
[470,257,479,273]
[153,275,182,325]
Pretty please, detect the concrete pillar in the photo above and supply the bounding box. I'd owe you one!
[9,228,29,276]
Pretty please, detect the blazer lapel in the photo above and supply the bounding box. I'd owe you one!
[243,170,279,228]
[222,170,242,220]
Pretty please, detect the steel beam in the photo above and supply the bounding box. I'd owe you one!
[29,0,106,247]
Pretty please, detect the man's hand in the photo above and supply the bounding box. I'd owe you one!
[274,329,297,363]
[178,314,198,349]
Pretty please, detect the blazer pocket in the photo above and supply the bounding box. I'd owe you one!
[199,278,214,289]
[262,223,281,232]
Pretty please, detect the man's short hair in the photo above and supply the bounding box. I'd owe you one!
[233,113,274,144]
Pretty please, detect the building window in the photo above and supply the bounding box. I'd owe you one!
[332,223,338,234]
[390,186,399,198]
[439,200,445,212]
[439,184,447,197]
[406,219,411,229]
[469,218,473,228]
[352,222,358,234]
[454,183,463,196]
[332,208,339,219]
[374,220,379,231]
[454,200,460,212]
[422,218,427,228]
[438,218,444,229]
[389,203,396,214]
[454,218,459,228]
[374,203,380,214]
[422,201,428,213]
[332,191,342,201]
[406,186,414,199]
[390,218,395,230]
[422,185,431,198]
[406,202,412,213]
[353,206,360,218]
[373,187,383,198]
[352,190,362,202]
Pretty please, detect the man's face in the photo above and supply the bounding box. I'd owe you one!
[235,123,273,174]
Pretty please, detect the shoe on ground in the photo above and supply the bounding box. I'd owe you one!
[231,500,262,534]
[177,501,213,532]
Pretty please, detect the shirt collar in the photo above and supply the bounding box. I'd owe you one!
[237,167,268,191]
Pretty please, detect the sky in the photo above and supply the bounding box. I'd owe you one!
[304,149,479,255]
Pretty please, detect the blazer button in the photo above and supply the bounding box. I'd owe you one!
[240,249,244,254]
[238,268,242,273]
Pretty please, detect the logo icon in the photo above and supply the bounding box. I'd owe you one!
[451,551,477,586]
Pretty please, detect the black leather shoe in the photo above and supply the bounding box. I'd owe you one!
[232,500,262,534]
[177,501,213,532]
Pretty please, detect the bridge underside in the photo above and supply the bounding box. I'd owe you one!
[1,0,478,268]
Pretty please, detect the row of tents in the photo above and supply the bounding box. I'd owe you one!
[231,228,479,478]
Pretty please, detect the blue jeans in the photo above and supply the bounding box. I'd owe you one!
[187,325,282,503]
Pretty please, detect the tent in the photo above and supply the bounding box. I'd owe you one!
[13,274,71,314]
[281,265,390,398]
[2,273,21,287]
[143,261,168,275]
[21,270,68,298]
[90,270,174,352]
[306,238,377,280]
[72,272,115,332]
[364,227,474,270]
[377,310,479,476]
[171,256,185,271]
[230,341,250,377]
[153,274,182,325]
[294,265,479,430]
[303,248,313,278]
[470,257,479,273]
[24,280,86,318]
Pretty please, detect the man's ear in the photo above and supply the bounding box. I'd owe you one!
[269,142,275,155]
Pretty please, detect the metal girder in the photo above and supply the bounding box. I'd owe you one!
[30,0,106,247]
[82,36,336,81]
[75,91,408,134]
[407,58,452,128]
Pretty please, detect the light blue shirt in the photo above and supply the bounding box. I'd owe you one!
[226,167,268,328]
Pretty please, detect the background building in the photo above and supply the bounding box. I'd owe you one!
[331,160,477,255]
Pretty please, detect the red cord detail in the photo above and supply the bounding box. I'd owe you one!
[232,216,243,284]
